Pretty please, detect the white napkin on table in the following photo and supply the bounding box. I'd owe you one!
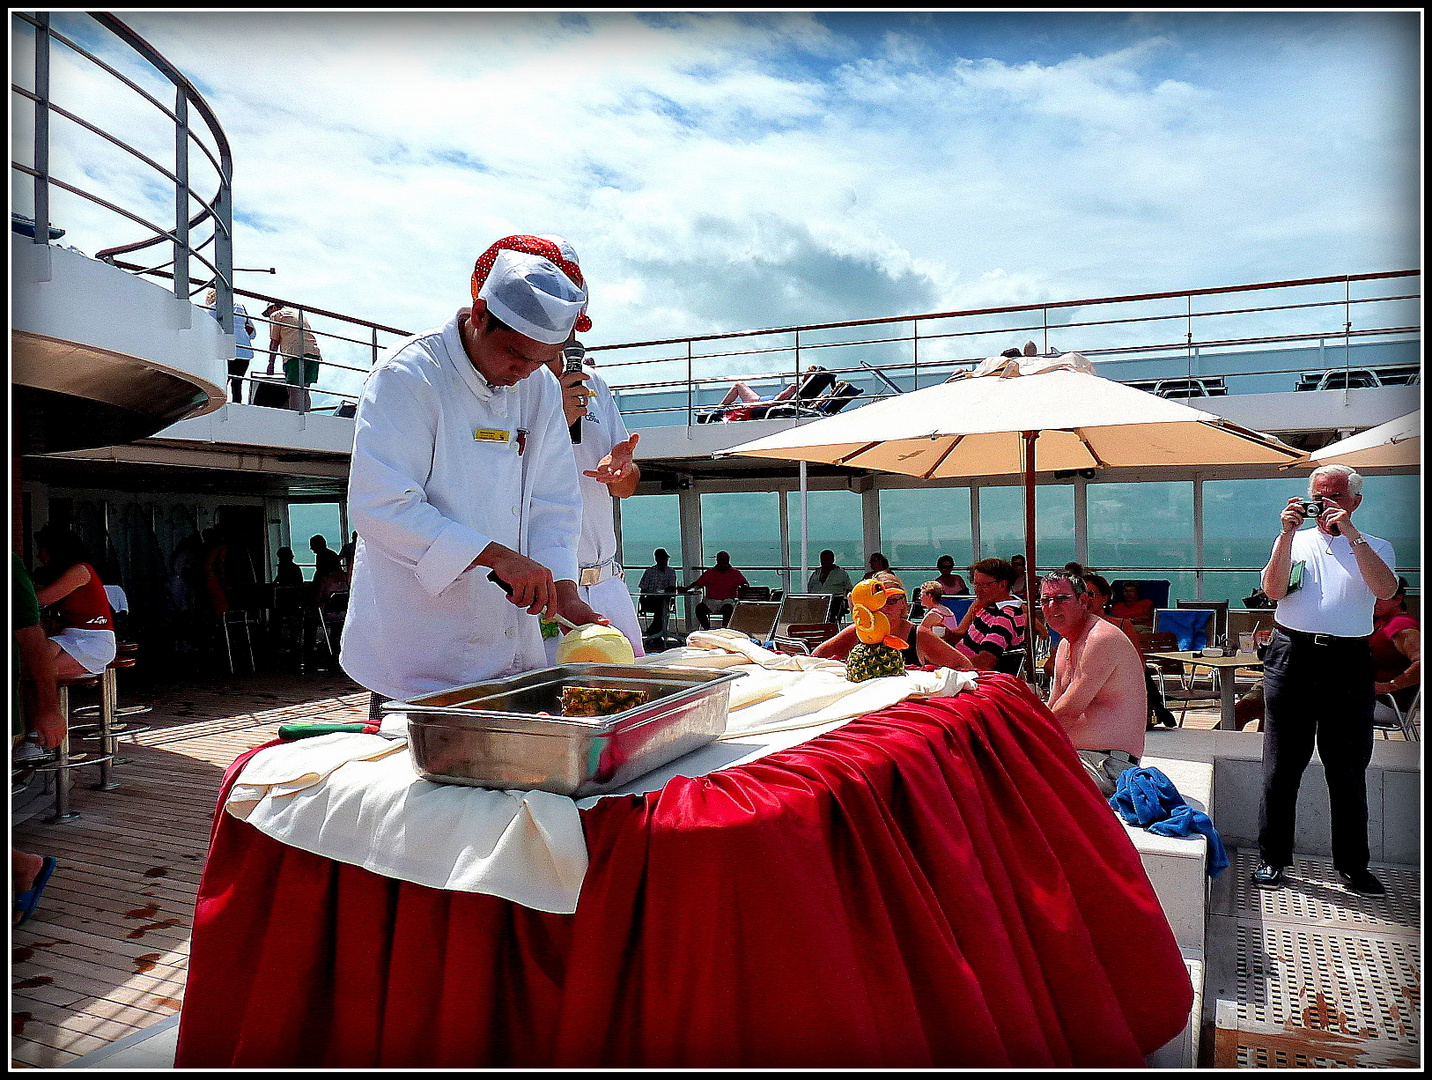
[226,733,587,914]
[634,628,977,738]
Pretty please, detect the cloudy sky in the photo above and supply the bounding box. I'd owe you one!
[18,9,1422,356]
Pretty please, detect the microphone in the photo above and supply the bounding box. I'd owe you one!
[563,340,586,444]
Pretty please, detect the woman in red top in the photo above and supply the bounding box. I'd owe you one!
[1109,582,1155,627]
[1370,577,1419,716]
[33,527,116,679]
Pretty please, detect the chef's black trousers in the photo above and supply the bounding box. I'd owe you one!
[1256,626,1375,872]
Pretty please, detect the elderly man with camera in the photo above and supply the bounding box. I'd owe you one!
[1253,463,1400,896]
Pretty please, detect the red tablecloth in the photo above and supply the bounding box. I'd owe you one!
[175,674,1192,1068]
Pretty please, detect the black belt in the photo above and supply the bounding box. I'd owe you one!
[1274,623,1369,648]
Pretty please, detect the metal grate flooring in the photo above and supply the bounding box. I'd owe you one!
[1209,848,1421,1069]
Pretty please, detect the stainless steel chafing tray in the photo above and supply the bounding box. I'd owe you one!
[383,664,744,798]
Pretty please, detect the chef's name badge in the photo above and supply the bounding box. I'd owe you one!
[473,428,509,443]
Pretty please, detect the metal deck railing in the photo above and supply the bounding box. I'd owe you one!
[581,271,1421,427]
[12,12,234,327]
[10,10,410,416]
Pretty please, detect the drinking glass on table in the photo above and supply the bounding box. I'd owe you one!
[1254,628,1274,659]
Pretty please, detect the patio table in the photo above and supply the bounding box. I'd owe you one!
[1146,650,1265,730]
[174,674,1192,1069]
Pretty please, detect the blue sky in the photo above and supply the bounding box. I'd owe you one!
[18,10,1421,356]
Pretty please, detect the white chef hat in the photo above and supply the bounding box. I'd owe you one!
[470,234,590,345]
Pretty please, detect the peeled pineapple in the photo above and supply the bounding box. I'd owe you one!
[560,686,650,717]
[555,623,636,666]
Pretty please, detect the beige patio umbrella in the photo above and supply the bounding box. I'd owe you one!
[1298,411,1420,470]
[721,351,1306,586]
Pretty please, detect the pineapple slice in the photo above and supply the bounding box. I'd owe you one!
[559,686,651,717]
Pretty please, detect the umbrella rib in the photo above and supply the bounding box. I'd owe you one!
[834,441,883,467]
[1072,429,1110,469]
[920,434,966,480]
[1207,419,1305,460]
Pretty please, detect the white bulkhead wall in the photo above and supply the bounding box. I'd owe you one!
[13,242,228,406]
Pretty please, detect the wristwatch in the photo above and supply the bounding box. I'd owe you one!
[1351,537,1369,547]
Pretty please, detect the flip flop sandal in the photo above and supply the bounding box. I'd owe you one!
[13,856,57,927]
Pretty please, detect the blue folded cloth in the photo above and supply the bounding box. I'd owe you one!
[1109,766,1229,877]
[1153,609,1211,652]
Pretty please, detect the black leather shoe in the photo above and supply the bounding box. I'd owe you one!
[1251,863,1286,889]
[1338,868,1386,896]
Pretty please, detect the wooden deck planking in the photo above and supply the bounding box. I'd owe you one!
[11,674,369,1068]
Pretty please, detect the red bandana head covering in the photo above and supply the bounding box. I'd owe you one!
[471,234,592,335]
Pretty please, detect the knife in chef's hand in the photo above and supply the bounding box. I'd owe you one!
[486,570,579,629]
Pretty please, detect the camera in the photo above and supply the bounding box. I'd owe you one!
[1297,498,1324,519]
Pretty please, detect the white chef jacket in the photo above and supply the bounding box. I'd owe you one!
[570,368,629,572]
[340,312,582,701]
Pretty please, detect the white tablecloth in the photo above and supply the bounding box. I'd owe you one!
[225,632,977,913]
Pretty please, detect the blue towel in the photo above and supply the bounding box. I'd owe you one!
[1153,608,1211,652]
[1109,766,1229,877]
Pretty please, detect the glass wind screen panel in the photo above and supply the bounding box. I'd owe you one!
[1204,475,1421,576]
[1204,478,1302,571]
[1201,569,1272,607]
[289,503,342,581]
[1087,482,1194,569]
[619,493,681,574]
[975,485,1075,570]
[879,487,972,573]
[785,488,864,574]
[733,569,787,594]
[701,491,782,574]
[1347,475,1421,575]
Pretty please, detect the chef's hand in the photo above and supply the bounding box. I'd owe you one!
[584,433,641,495]
[554,580,608,629]
[475,543,555,616]
[559,369,591,426]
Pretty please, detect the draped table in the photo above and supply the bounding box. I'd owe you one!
[174,674,1192,1068]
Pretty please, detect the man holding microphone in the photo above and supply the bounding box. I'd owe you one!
[1252,464,1399,896]
[541,334,646,661]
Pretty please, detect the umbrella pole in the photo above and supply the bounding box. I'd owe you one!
[799,460,809,592]
[1022,428,1037,593]
[1023,430,1038,686]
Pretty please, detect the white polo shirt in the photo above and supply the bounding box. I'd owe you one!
[1273,526,1395,638]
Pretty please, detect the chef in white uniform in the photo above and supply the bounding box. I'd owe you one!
[341,235,605,709]
[542,337,646,663]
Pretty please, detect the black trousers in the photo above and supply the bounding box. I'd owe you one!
[1256,628,1375,871]
[228,357,250,402]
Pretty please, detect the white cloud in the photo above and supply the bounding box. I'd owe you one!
[18,9,1419,380]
